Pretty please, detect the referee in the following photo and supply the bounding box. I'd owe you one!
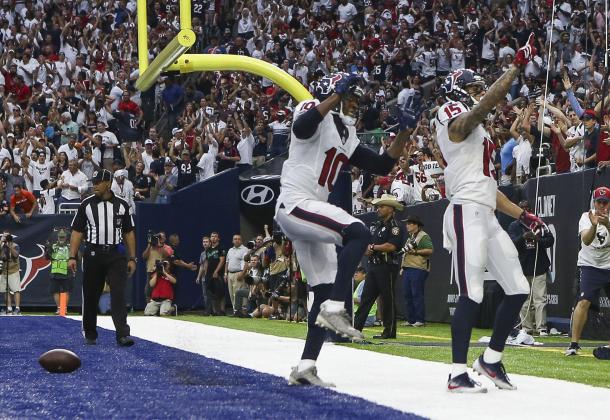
[69,169,137,347]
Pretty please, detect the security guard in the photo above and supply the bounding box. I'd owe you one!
[69,169,137,347]
[354,194,406,339]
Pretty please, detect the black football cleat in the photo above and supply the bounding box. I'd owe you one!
[447,372,487,393]
[473,355,516,390]
[117,336,135,347]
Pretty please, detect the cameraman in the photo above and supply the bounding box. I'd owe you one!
[262,232,289,293]
[0,232,21,315]
[144,260,176,316]
[508,200,554,336]
[234,254,265,317]
[401,215,433,327]
[142,231,173,302]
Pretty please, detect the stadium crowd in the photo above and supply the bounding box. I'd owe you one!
[1,0,610,219]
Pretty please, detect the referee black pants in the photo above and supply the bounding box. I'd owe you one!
[354,264,399,338]
[82,248,130,341]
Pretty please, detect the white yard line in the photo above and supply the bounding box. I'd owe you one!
[78,316,610,420]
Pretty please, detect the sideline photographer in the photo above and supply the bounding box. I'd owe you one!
[234,254,266,317]
[142,231,173,302]
[400,215,433,327]
[0,232,21,315]
[144,260,176,316]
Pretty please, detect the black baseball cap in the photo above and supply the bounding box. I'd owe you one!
[403,215,424,226]
[91,169,112,183]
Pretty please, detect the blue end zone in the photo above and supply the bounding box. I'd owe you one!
[0,317,424,419]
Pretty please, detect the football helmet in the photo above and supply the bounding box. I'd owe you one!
[440,69,487,108]
[313,72,364,126]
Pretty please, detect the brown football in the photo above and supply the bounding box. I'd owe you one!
[38,349,81,373]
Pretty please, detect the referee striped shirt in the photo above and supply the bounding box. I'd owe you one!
[71,193,135,245]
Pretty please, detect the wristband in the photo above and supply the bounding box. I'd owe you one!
[129,257,137,263]
[69,257,77,260]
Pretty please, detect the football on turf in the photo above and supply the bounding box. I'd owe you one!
[38,349,81,373]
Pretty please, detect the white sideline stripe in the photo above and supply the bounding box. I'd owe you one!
[74,316,610,420]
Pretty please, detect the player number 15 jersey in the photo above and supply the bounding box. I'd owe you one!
[435,101,497,209]
[278,99,360,212]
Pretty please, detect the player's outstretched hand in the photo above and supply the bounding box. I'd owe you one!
[335,73,362,96]
[514,33,537,68]
[519,210,544,231]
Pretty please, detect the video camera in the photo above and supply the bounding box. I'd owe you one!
[265,273,289,300]
[1,233,13,243]
[155,259,168,275]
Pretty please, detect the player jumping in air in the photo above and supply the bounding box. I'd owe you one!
[275,73,414,386]
[435,34,545,393]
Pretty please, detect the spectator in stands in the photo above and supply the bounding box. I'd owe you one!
[217,136,240,173]
[111,169,135,214]
[59,112,79,145]
[151,158,177,203]
[38,179,57,215]
[9,185,37,223]
[133,161,154,202]
[57,135,79,162]
[95,122,119,171]
[169,142,197,190]
[57,159,88,207]
[236,126,254,173]
[144,260,176,317]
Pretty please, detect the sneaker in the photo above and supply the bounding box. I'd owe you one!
[315,304,364,342]
[411,321,425,327]
[13,308,20,315]
[6,307,12,315]
[288,366,335,387]
[447,373,487,393]
[55,308,60,315]
[401,322,412,327]
[565,343,581,356]
[0,308,5,315]
[472,355,517,390]
[537,329,548,336]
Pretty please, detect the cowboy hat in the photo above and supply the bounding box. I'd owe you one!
[403,215,424,226]
[372,194,404,211]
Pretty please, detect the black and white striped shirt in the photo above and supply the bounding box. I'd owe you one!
[71,193,135,245]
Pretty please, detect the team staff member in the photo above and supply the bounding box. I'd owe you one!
[401,215,433,327]
[566,186,610,356]
[354,194,406,339]
[0,232,21,315]
[69,169,137,347]
[508,200,554,336]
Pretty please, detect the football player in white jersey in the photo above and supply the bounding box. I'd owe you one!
[435,34,546,393]
[276,72,414,386]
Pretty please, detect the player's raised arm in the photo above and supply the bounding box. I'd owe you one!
[448,34,536,143]
[292,74,362,140]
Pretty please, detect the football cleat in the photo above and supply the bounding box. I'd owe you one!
[472,355,517,390]
[315,305,364,342]
[447,373,487,393]
[565,343,581,356]
[288,366,335,387]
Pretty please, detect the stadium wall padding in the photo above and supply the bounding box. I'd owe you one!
[133,168,240,310]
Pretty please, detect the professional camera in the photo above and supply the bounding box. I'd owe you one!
[246,240,256,250]
[155,260,166,275]
[147,230,161,246]
[265,274,289,300]
[400,238,418,254]
[1,233,12,242]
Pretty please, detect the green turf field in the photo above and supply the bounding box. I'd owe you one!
[175,315,610,389]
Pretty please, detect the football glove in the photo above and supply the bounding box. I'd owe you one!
[335,73,362,97]
[513,33,537,68]
[398,104,420,131]
[519,210,545,232]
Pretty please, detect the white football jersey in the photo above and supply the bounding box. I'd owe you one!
[391,169,415,205]
[278,99,360,212]
[435,101,497,209]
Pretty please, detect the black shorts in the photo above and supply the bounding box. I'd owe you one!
[50,277,73,294]
[579,266,610,302]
